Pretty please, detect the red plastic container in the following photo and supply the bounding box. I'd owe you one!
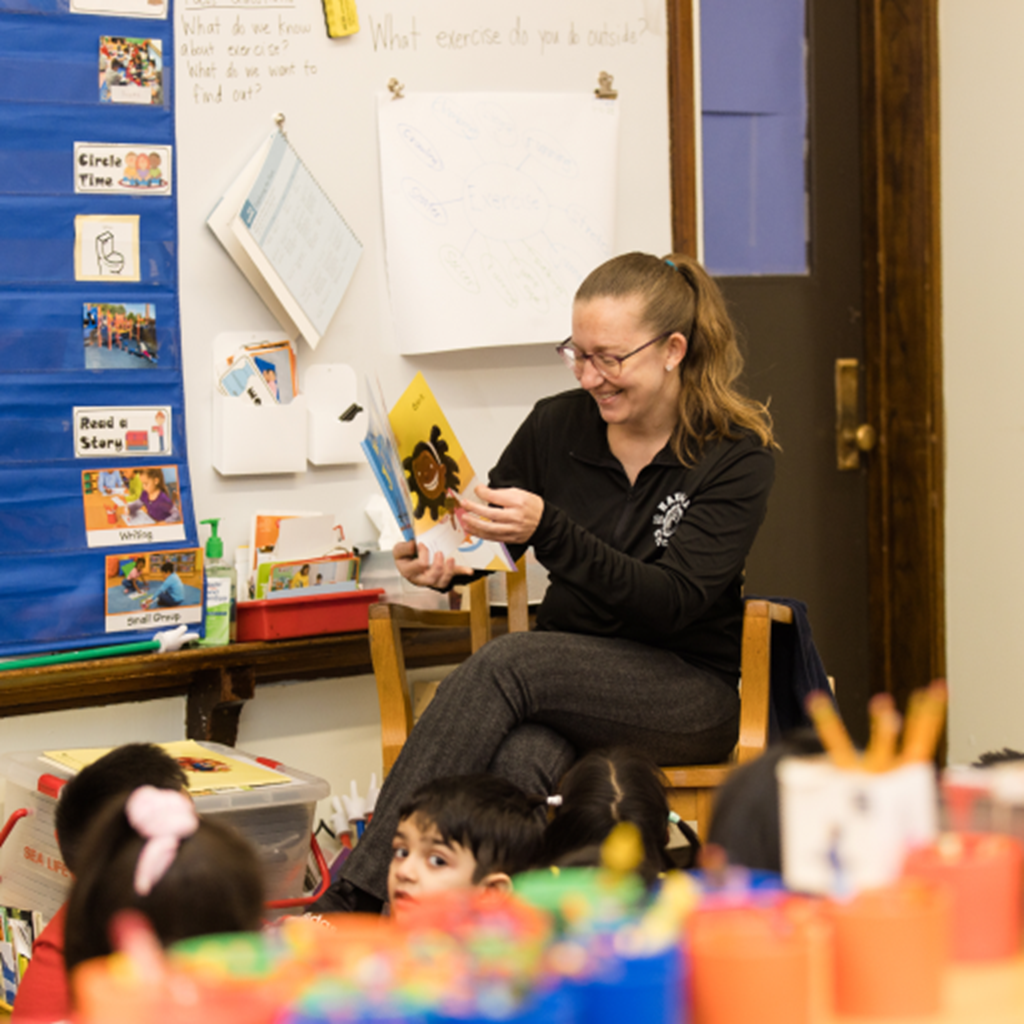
[235,588,384,642]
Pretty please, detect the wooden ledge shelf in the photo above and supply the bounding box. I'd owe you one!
[0,617,518,746]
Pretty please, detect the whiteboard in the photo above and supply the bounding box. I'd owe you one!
[175,0,673,555]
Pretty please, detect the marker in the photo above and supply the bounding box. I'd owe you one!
[899,679,948,764]
[806,691,860,769]
[863,692,901,772]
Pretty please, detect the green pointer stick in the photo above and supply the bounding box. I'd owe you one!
[0,625,198,673]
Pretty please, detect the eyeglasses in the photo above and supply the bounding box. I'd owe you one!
[555,332,673,381]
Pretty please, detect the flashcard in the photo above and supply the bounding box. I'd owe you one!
[104,548,203,633]
[82,465,185,548]
[74,406,172,457]
[99,37,164,106]
[217,355,277,406]
[74,143,172,196]
[74,215,140,282]
[83,302,158,369]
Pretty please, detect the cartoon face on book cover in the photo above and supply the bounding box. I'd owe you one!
[389,372,514,572]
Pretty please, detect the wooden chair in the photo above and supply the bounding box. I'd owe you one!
[367,567,793,840]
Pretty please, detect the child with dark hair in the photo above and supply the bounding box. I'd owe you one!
[703,730,824,874]
[13,744,188,1023]
[540,748,675,885]
[386,775,544,915]
[63,786,264,976]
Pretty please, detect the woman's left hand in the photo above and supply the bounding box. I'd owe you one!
[457,486,543,545]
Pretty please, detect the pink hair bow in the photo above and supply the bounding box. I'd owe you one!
[125,786,198,896]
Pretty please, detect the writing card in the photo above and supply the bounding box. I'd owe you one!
[81,465,185,548]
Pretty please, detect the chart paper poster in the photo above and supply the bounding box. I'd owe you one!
[74,406,171,457]
[377,92,619,354]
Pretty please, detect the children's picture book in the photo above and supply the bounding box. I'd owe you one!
[360,377,414,544]
[364,373,515,571]
[207,130,362,350]
[42,740,290,793]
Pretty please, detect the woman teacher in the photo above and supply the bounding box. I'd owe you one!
[315,251,777,912]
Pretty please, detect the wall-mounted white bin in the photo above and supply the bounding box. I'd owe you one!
[212,331,308,476]
[305,363,365,466]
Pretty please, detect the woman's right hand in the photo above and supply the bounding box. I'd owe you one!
[393,540,472,590]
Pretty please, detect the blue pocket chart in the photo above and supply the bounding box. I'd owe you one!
[0,0,201,656]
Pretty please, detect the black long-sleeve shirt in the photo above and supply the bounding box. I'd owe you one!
[488,389,774,683]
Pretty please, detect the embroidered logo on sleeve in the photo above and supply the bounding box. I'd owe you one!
[653,491,690,547]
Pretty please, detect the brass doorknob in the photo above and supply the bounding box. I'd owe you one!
[835,359,876,470]
[855,423,877,452]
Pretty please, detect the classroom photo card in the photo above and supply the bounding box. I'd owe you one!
[104,547,203,633]
[74,406,171,458]
[74,216,140,283]
[99,37,164,106]
[83,302,158,370]
[256,553,359,600]
[82,465,185,549]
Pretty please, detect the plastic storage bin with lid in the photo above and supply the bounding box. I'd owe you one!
[0,741,330,922]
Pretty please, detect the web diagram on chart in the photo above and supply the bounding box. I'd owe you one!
[378,92,619,354]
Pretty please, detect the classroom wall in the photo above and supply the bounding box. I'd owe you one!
[0,0,675,825]
[940,1,1024,763]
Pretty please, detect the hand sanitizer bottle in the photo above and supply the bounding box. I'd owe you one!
[199,517,236,646]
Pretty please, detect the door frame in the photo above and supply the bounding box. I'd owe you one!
[666,0,945,722]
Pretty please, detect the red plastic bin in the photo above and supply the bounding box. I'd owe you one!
[236,588,384,642]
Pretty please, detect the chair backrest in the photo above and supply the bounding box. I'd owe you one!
[466,562,530,651]
[736,599,794,764]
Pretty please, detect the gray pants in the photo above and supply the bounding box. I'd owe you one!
[342,630,740,900]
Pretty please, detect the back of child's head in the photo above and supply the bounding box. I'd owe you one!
[705,729,825,872]
[56,743,187,874]
[541,747,672,884]
[398,774,544,881]
[64,786,264,973]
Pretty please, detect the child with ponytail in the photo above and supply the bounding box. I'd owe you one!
[63,786,264,975]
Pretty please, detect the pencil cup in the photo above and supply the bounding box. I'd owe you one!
[687,899,825,1024]
[903,832,1023,961]
[830,879,949,1017]
[778,756,937,896]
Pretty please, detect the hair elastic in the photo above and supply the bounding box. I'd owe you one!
[546,795,563,807]
[125,786,198,896]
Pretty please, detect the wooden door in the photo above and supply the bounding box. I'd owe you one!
[667,0,945,745]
